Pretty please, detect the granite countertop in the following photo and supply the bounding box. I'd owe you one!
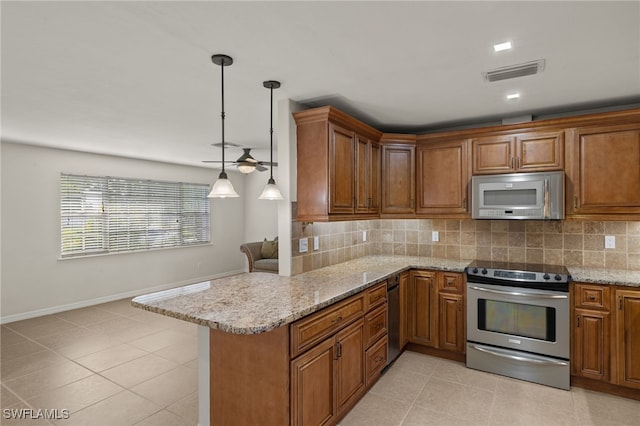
[132,255,639,335]
[567,267,640,287]
[131,255,468,335]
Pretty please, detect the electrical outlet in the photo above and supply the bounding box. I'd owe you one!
[605,235,616,249]
[362,231,367,242]
[432,231,439,242]
[313,236,319,251]
[299,238,309,253]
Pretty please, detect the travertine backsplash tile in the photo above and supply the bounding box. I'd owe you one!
[291,216,640,274]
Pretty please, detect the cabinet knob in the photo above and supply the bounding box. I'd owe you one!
[331,316,343,324]
[588,295,596,301]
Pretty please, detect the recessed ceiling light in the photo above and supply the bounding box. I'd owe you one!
[506,93,520,100]
[494,41,512,52]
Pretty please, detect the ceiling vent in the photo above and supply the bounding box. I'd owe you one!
[483,59,545,82]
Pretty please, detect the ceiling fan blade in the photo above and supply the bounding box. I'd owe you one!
[257,161,278,167]
[236,148,258,163]
[255,164,268,172]
[202,160,235,163]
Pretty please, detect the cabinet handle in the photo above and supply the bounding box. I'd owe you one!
[574,196,578,209]
[510,157,514,168]
[336,342,342,358]
[463,198,468,210]
[373,294,384,301]
[374,355,385,364]
[619,297,623,310]
[374,322,384,330]
[588,295,596,301]
[331,315,343,324]
[334,342,340,360]
[577,315,580,328]
[458,300,462,311]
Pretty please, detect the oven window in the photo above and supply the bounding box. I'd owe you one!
[478,299,555,342]
[483,189,537,206]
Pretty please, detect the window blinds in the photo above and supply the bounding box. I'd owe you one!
[60,174,210,257]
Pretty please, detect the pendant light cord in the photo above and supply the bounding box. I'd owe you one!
[220,58,226,176]
[269,84,274,181]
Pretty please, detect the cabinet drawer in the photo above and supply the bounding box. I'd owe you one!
[291,294,364,358]
[365,282,387,311]
[438,272,464,293]
[575,284,611,311]
[364,304,387,348]
[365,335,388,386]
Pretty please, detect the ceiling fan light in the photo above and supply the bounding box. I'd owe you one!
[237,162,256,174]
[259,178,283,200]
[208,172,239,198]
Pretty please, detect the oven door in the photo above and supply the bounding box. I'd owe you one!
[466,282,569,359]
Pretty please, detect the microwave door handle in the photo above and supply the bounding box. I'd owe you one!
[543,179,550,219]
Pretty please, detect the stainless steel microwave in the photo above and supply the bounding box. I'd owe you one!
[471,171,564,220]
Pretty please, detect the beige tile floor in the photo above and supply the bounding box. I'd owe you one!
[2,299,639,426]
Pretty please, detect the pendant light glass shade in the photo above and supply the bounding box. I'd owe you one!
[208,172,239,198]
[208,54,239,198]
[259,80,283,201]
[259,177,284,200]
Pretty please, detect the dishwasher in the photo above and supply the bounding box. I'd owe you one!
[386,274,401,366]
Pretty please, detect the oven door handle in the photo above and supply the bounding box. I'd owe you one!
[468,285,568,299]
[469,344,569,367]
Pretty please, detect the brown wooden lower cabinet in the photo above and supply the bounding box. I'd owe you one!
[408,269,466,355]
[571,283,640,397]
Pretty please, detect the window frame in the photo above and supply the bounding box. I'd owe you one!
[60,173,211,258]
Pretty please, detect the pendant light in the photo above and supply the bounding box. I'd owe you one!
[208,54,239,198]
[258,80,284,200]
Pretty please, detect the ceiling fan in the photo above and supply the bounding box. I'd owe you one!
[202,148,277,174]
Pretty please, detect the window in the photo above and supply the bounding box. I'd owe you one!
[60,174,210,257]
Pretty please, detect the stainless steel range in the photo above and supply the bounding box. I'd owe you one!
[465,261,571,390]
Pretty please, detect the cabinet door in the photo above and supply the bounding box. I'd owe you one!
[335,319,365,416]
[416,139,470,215]
[472,135,515,174]
[438,292,465,353]
[369,142,381,212]
[615,290,640,389]
[567,125,640,217]
[409,270,437,347]
[574,308,610,381]
[515,130,564,172]
[355,136,370,214]
[291,337,336,426]
[381,144,415,215]
[329,123,355,214]
[399,271,409,348]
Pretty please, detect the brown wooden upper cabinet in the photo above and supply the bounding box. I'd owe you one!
[565,123,640,219]
[380,134,416,217]
[416,138,471,217]
[294,106,382,222]
[472,130,564,174]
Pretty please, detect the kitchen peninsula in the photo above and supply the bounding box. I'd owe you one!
[132,255,640,425]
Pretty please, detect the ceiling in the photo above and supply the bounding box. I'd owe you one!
[2,1,639,169]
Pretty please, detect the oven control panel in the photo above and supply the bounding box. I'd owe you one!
[465,264,571,285]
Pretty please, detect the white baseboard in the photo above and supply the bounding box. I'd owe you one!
[0,269,245,324]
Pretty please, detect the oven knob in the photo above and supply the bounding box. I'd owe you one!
[554,274,562,281]
[543,273,550,280]
[481,268,488,275]
[472,268,479,274]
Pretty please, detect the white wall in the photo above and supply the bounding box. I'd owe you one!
[0,142,246,322]
[243,171,278,243]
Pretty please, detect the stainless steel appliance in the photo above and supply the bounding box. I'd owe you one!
[386,275,401,366]
[471,171,564,220]
[465,261,571,390]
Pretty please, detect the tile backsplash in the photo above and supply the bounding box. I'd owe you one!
[292,217,640,274]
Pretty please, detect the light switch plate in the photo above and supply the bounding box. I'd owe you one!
[299,238,309,253]
[363,231,367,242]
[432,231,439,242]
[313,236,319,251]
[605,235,616,249]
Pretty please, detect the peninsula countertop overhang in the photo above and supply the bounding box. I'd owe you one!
[131,255,640,335]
